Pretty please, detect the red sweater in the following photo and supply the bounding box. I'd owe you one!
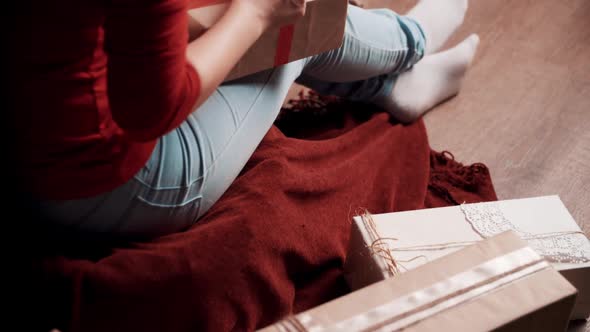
[12,0,201,200]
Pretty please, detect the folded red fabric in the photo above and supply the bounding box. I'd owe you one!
[34,101,497,332]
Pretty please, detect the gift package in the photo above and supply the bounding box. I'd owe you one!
[260,231,577,331]
[344,195,590,320]
[188,0,348,81]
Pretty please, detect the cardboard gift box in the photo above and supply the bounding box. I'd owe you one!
[260,231,577,331]
[188,0,348,81]
[344,195,590,320]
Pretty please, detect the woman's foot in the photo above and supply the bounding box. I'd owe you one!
[382,34,480,124]
[407,0,469,54]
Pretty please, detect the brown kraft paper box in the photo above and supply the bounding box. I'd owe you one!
[344,196,590,320]
[259,231,577,332]
[188,0,348,81]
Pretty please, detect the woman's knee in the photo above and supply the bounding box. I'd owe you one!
[394,15,427,71]
[345,6,426,71]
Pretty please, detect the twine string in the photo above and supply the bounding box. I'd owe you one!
[360,209,587,277]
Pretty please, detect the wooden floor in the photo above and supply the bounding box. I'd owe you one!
[364,0,590,234]
[363,0,590,328]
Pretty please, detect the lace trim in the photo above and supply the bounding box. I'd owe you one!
[460,202,590,264]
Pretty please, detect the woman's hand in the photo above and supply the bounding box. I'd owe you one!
[236,0,307,30]
[185,0,306,114]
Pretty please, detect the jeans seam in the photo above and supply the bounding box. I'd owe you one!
[135,194,202,208]
[133,69,278,192]
[346,30,410,54]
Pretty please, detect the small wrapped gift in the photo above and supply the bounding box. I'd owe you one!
[188,0,347,81]
[261,231,577,331]
[344,195,590,320]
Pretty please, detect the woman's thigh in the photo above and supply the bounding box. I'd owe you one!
[141,63,307,224]
[40,62,305,238]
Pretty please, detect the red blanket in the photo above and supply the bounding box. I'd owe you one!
[32,99,496,332]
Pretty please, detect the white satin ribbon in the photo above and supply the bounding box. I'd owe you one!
[289,247,548,332]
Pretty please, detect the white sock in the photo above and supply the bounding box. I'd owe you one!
[381,34,480,123]
[407,0,468,54]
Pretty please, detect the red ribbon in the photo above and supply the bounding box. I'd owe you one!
[274,24,295,66]
[188,0,295,67]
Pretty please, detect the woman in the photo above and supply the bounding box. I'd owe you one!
[13,0,478,238]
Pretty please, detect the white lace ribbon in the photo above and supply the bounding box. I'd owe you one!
[460,202,590,263]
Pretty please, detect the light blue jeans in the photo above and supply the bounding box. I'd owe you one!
[42,5,426,238]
